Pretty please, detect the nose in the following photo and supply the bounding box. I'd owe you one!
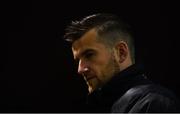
[78,60,89,75]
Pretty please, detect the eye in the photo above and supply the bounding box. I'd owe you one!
[85,52,94,59]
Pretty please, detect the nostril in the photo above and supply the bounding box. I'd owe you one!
[78,67,89,75]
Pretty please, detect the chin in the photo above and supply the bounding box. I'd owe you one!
[88,86,93,93]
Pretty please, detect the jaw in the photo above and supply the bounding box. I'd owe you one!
[85,77,101,93]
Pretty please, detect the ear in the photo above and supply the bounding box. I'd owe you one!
[115,41,128,63]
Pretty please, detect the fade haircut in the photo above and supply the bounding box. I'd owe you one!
[64,13,135,63]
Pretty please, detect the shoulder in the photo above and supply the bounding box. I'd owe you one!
[111,84,180,112]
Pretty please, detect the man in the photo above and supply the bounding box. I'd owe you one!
[63,13,179,112]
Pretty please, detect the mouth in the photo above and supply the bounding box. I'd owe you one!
[86,76,95,81]
[83,75,95,81]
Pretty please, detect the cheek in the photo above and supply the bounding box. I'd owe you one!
[92,54,112,74]
[96,51,111,65]
[88,49,112,74]
[100,55,119,77]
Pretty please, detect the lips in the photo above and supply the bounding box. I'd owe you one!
[86,76,95,81]
[83,75,96,81]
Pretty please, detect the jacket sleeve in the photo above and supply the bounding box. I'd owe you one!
[128,93,179,112]
[111,86,180,113]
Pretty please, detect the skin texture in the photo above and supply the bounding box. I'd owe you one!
[72,28,132,93]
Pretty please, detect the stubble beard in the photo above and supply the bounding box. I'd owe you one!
[102,53,120,84]
[89,53,120,93]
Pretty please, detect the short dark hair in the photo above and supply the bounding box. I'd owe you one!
[64,13,135,63]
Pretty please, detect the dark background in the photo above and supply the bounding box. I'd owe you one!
[2,1,178,112]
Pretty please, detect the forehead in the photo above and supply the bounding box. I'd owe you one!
[72,29,98,50]
[72,29,97,51]
[72,29,105,57]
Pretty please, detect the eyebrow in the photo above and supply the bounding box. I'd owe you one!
[74,49,95,62]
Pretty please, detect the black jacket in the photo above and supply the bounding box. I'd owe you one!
[86,64,180,112]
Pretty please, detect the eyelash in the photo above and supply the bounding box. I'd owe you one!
[85,52,94,59]
[74,53,94,66]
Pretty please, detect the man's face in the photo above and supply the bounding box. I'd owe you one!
[72,29,120,93]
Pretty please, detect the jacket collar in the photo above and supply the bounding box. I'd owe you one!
[87,64,152,106]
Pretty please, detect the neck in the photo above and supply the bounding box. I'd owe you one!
[120,58,133,72]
